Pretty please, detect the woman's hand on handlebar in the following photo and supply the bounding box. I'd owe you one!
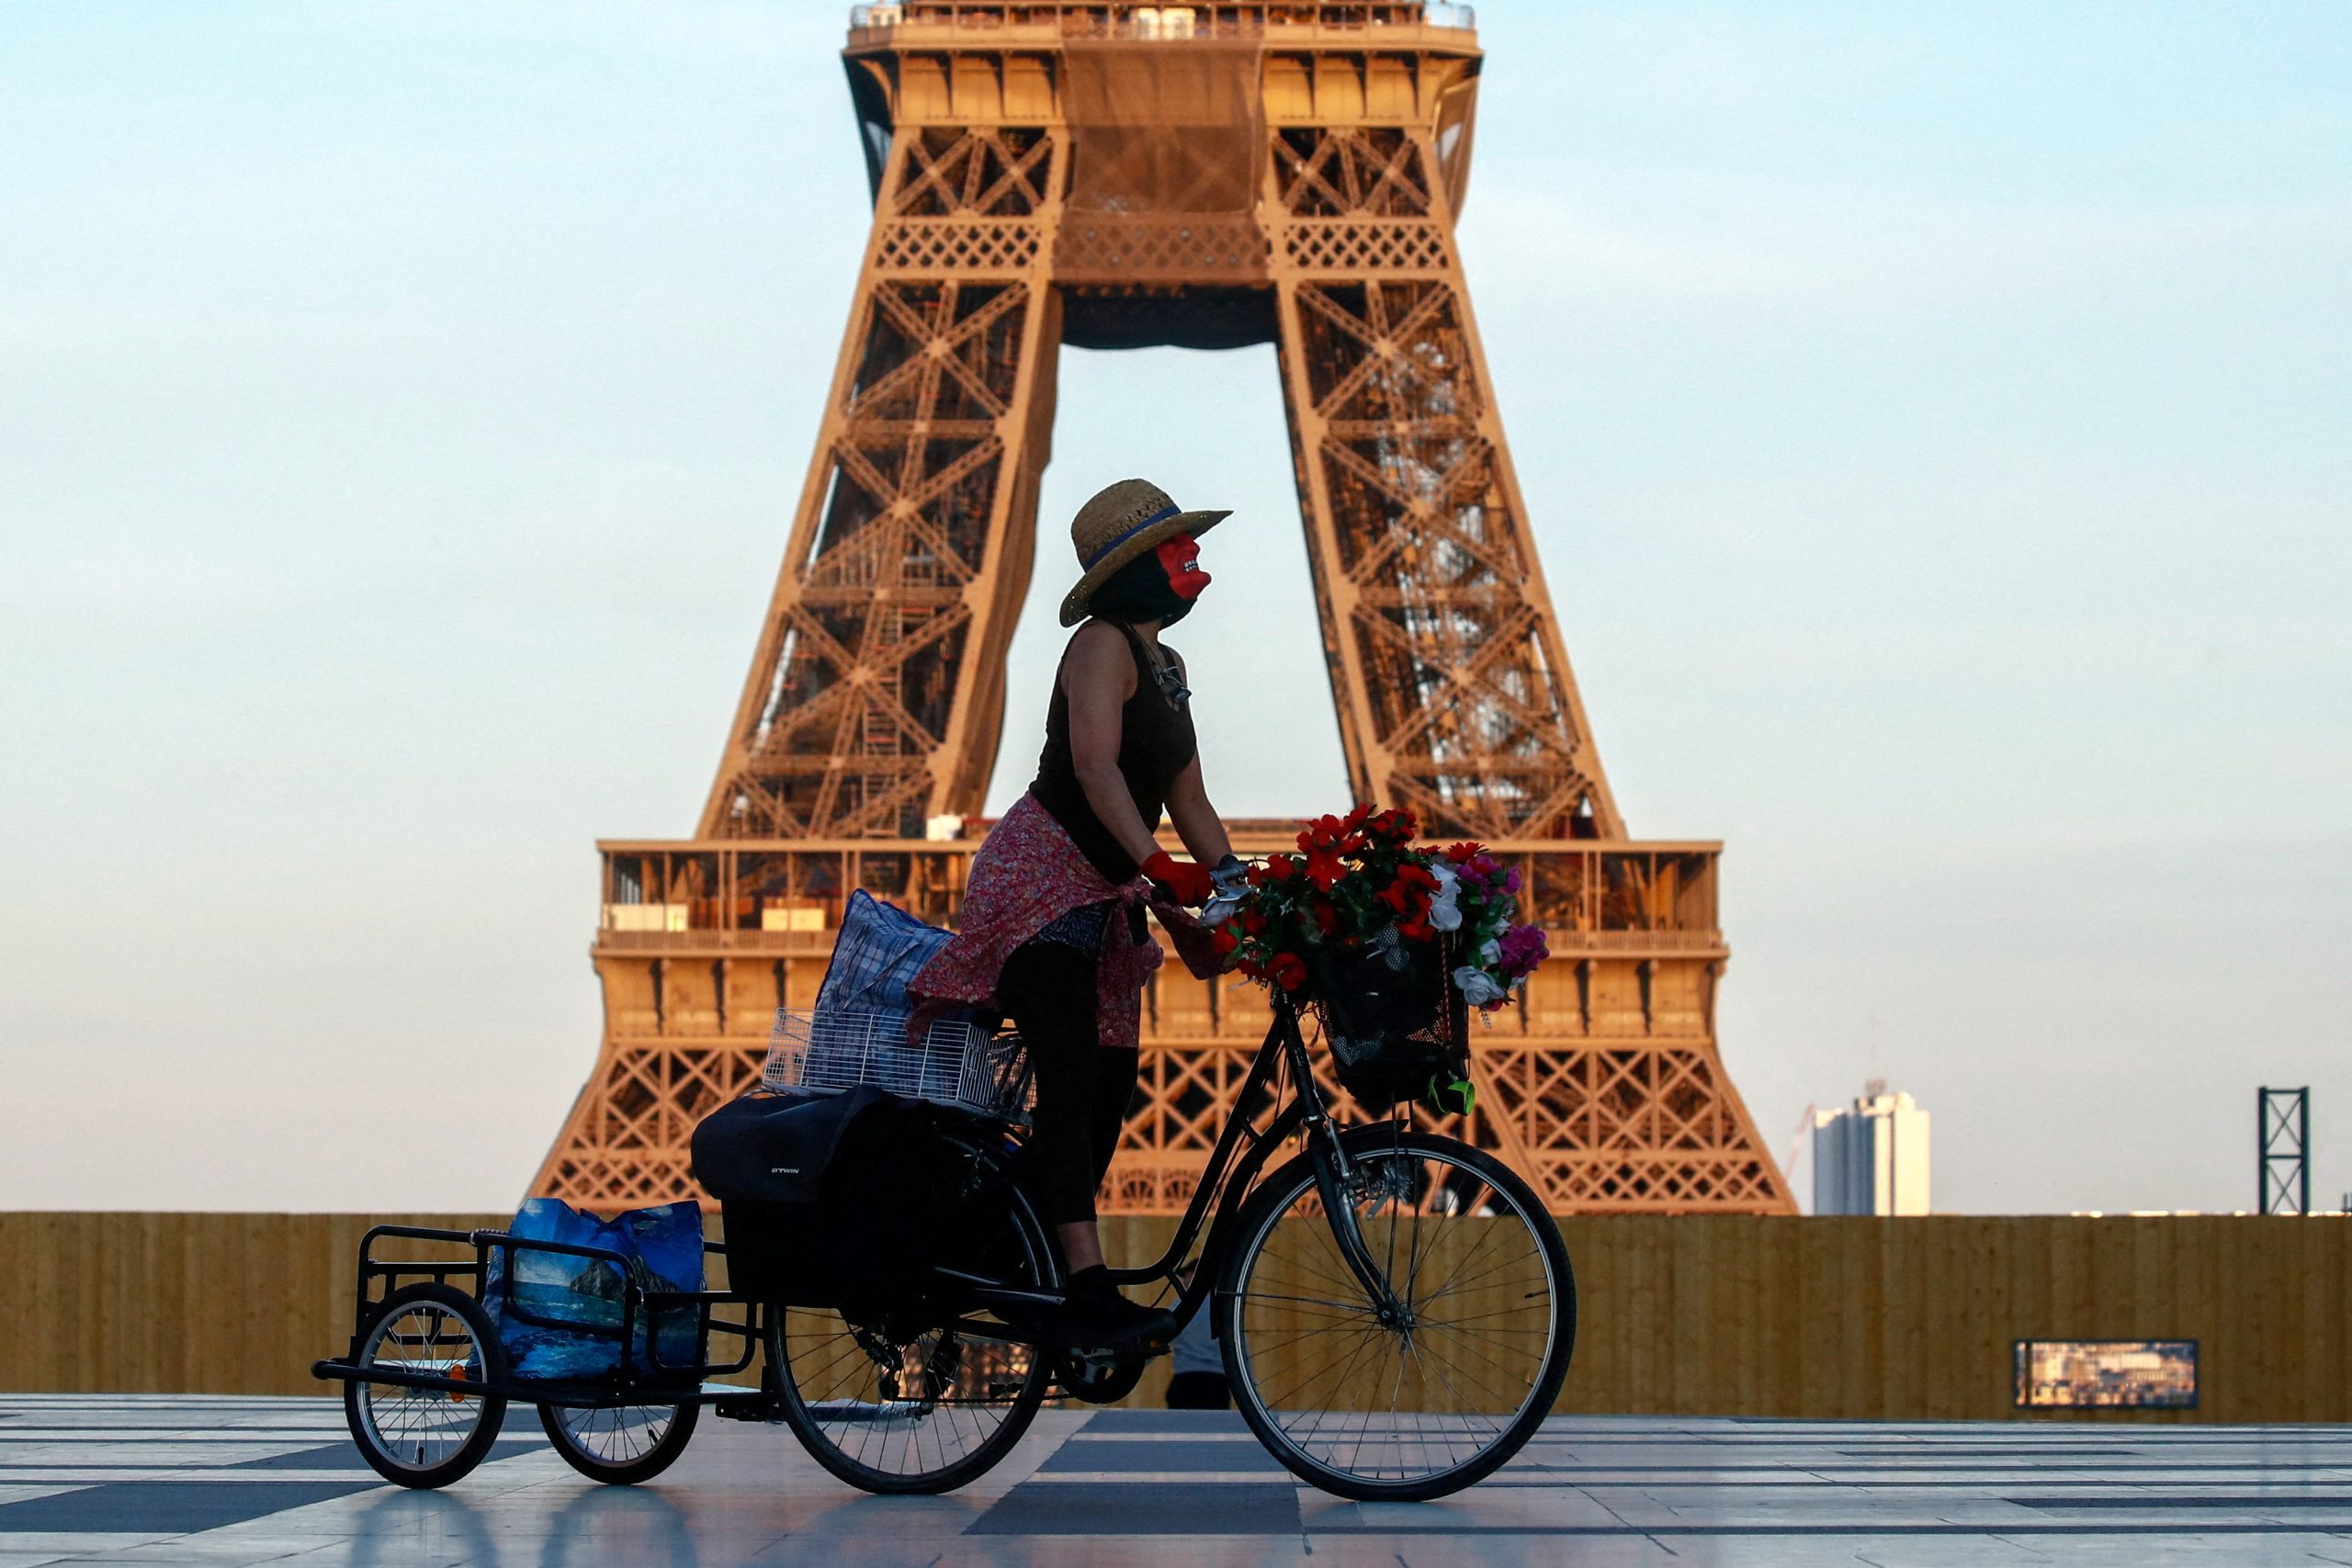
[1142,851,1215,907]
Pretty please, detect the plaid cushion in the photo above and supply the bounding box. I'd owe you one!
[814,889,964,1018]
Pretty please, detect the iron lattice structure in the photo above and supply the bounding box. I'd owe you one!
[534,1,1794,1216]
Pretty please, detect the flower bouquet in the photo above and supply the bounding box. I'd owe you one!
[1211,803,1551,1111]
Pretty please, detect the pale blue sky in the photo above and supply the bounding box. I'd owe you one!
[3,2,2346,1213]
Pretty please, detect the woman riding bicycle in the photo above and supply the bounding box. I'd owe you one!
[910,478,1238,1351]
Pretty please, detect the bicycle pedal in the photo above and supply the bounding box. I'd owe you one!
[712,1393,784,1424]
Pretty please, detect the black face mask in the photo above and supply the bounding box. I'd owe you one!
[1088,549,1198,626]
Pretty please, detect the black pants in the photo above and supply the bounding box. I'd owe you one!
[996,941,1140,1226]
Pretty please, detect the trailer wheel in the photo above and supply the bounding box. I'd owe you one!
[344,1282,509,1488]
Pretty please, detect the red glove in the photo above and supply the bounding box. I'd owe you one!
[1142,851,1214,907]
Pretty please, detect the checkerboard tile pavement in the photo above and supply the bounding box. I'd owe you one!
[7,1396,2352,1565]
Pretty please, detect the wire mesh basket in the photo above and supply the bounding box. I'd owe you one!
[763,1009,1033,1124]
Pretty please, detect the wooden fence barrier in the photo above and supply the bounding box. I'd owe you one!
[3,1213,2345,1422]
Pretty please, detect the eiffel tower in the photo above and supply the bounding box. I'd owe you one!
[532,1,1794,1217]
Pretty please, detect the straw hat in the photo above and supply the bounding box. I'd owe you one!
[1057,479,1231,626]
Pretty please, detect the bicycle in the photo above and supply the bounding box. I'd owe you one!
[763,987,1577,1503]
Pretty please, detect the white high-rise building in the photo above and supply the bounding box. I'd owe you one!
[1812,1082,1931,1215]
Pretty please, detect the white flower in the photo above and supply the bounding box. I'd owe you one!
[1453,965,1508,1007]
[1478,937,1502,965]
[1428,863,1464,932]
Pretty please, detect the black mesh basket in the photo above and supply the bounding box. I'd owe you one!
[1304,932,1471,1114]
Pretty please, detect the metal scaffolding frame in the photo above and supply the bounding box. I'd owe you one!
[2259,1086,2311,1217]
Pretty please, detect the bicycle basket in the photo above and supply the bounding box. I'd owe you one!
[763,1009,1033,1125]
[1304,934,1469,1114]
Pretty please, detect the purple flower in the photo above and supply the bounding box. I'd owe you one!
[1497,923,1549,977]
[1501,868,1522,896]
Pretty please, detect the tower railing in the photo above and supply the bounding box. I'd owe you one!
[592,837,1725,956]
[847,3,1476,41]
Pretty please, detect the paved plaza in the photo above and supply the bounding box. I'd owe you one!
[6,1396,2352,1565]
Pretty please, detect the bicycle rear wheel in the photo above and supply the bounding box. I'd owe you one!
[1217,1127,1575,1501]
[770,1182,1055,1495]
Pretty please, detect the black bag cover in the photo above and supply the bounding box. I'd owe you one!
[692,1086,884,1205]
[692,1087,973,1315]
[1309,939,1469,1114]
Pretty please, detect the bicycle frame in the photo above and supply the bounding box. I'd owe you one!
[938,992,1406,1338]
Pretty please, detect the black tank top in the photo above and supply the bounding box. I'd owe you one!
[1029,622,1199,884]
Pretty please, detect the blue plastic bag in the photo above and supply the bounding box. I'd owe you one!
[482,1199,703,1382]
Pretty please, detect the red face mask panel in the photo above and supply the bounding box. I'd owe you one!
[1157,535,1211,601]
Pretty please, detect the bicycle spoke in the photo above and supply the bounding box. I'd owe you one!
[1232,1288,1380,1315]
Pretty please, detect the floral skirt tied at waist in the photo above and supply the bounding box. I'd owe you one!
[908,795,1221,1225]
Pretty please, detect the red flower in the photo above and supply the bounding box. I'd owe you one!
[1398,918,1434,942]
[1310,897,1340,936]
[1343,802,1374,829]
[1377,862,1438,915]
[1211,925,1241,955]
[1250,854,1300,888]
[1297,814,1344,853]
[1241,908,1267,935]
[1267,952,1308,991]
[1304,845,1345,891]
[1445,840,1486,863]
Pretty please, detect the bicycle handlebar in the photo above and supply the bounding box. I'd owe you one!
[1197,855,1251,926]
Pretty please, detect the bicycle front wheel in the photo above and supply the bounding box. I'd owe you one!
[1217,1127,1575,1501]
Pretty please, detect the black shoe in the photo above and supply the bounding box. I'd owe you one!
[1165,1371,1231,1410]
[1057,1267,1176,1352]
